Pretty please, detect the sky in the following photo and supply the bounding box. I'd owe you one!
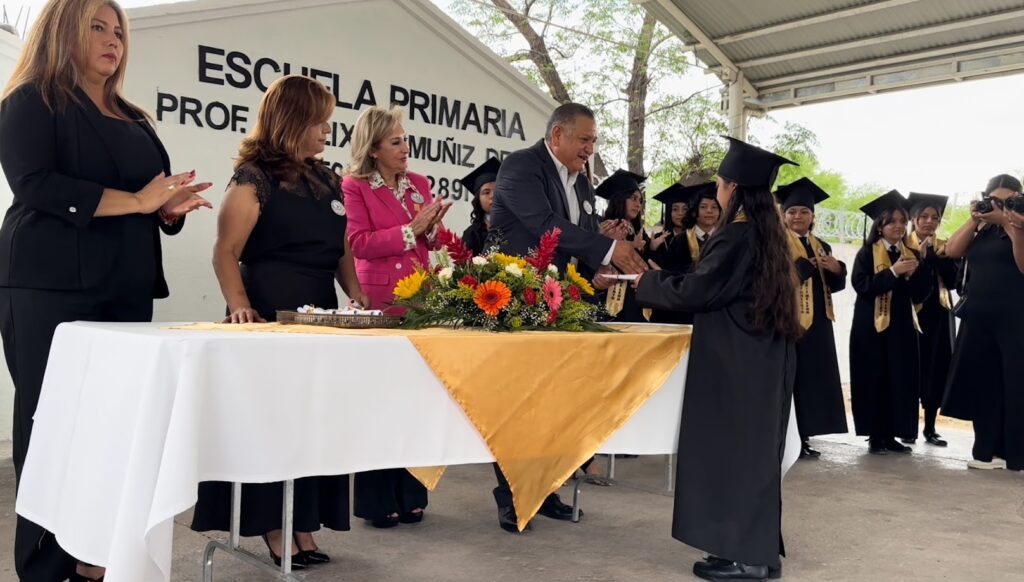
[7,0,1023,204]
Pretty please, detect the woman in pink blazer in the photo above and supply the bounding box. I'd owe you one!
[343,108,449,313]
[342,106,450,528]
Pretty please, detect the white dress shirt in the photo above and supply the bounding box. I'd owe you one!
[544,142,615,266]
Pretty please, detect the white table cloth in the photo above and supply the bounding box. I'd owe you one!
[16,321,798,582]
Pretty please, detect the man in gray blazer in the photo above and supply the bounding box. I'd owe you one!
[490,103,647,274]
[487,103,647,533]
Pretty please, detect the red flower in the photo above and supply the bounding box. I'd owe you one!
[567,285,581,302]
[526,227,561,272]
[523,288,537,306]
[437,228,474,265]
[459,275,479,289]
[546,309,559,326]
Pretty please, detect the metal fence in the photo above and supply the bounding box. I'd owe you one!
[813,208,868,243]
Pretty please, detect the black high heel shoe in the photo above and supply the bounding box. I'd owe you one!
[71,563,105,581]
[399,509,424,524]
[294,535,331,564]
[369,513,400,528]
[261,534,307,569]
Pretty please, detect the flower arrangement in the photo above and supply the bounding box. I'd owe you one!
[392,227,611,332]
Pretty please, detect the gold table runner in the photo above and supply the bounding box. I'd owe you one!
[172,323,691,530]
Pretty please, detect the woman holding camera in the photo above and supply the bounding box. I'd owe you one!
[942,175,1024,471]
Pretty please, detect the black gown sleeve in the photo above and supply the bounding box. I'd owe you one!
[907,250,934,304]
[851,245,898,297]
[925,250,960,290]
[795,257,817,282]
[462,222,487,255]
[635,223,751,313]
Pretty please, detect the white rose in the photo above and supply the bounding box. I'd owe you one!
[472,256,489,266]
[438,267,454,282]
[505,263,523,277]
[547,264,558,275]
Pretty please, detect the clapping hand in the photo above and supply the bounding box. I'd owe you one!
[409,200,443,235]
[892,257,918,277]
[649,231,670,251]
[138,171,212,216]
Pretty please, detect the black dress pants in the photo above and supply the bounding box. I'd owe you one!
[0,286,152,582]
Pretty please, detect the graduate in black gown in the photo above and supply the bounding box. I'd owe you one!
[651,183,719,325]
[649,184,691,324]
[849,191,933,455]
[636,137,801,581]
[596,169,651,322]
[649,183,690,270]
[903,192,959,447]
[460,157,501,255]
[193,76,368,569]
[943,174,1024,471]
[776,178,849,459]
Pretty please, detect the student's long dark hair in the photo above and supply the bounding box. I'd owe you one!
[603,196,644,235]
[865,207,909,245]
[469,191,487,229]
[718,185,801,339]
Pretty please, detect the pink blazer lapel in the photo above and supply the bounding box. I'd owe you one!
[369,183,411,226]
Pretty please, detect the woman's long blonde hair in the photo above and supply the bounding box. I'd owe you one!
[236,75,335,185]
[346,106,403,180]
[3,0,144,120]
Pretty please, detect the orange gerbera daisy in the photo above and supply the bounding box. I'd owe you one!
[474,280,512,317]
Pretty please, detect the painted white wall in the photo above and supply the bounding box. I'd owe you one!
[123,0,557,323]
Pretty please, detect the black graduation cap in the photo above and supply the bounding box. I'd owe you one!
[716,136,797,189]
[596,169,646,201]
[459,157,502,196]
[686,182,719,206]
[859,190,909,220]
[775,177,829,210]
[653,183,700,207]
[907,192,949,217]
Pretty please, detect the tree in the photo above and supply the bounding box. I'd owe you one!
[449,0,696,177]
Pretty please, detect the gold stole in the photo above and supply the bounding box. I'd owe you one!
[907,232,952,311]
[787,232,836,330]
[605,280,627,317]
[871,241,922,333]
[686,228,701,264]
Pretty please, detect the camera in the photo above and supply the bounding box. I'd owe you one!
[1004,195,1024,213]
[975,197,999,214]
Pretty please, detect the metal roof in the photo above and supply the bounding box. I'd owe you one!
[639,0,1024,109]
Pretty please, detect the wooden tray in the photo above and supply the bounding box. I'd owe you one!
[276,310,403,329]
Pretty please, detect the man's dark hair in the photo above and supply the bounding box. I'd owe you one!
[545,103,595,141]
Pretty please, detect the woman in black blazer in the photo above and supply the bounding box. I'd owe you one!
[0,2,210,580]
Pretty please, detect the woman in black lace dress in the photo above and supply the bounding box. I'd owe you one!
[191,76,368,569]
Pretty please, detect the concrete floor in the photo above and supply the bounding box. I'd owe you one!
[1,426,1022,582]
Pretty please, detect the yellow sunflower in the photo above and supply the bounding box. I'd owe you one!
[566,263,595,296]
[394,271,428,300]
[492,253,528,270]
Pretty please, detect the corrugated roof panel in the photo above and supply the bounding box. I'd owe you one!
[646,0,1024,106]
